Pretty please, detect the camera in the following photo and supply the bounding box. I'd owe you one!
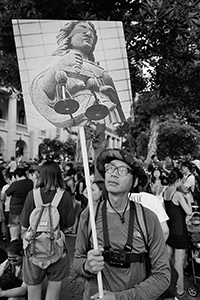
[103,248,130,268]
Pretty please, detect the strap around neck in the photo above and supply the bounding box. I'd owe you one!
[102,199,135,252]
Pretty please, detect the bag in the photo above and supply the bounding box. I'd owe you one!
[0,263,22,290]
[23,188,66,269]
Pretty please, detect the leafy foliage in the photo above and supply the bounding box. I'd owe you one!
[41,137,76,160]
[157,119,200,159]
[1,0,200,158]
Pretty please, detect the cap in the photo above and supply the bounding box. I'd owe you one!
[96,148,148,187]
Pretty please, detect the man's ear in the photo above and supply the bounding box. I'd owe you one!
[133,177,138,187]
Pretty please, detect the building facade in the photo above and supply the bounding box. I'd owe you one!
[0,87,122,162]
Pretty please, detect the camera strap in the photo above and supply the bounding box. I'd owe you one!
[102,199,135,252]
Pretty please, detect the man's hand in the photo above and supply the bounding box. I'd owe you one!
[0,287,4,297]
[90,290,116,300]
[84,249,104,274]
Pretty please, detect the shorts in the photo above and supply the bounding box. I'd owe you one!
[23,253,70,285]
[8,213,21,227]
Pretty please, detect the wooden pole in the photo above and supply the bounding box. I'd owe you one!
[79,126,104,298]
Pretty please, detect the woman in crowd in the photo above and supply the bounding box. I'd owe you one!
[163,167,192,299]
[20,160,75,300]
[150,168,166,198]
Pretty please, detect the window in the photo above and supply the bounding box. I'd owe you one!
[19,110,25,124]
[0,109,2,119]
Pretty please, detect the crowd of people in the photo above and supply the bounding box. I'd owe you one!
[0,150,199,300]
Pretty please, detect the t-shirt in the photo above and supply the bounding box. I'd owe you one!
[6,178,34,215]
[8,161,17,173]
[20,188,75,231]
[130,192,169,223]
[181,173,195,203]
[1,184,11,212]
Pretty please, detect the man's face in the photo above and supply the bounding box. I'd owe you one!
[7,251,23,267]
[105,159,134,194]
[181,165,187,175]
[70,22,95,53]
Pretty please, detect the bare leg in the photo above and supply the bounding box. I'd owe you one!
[45,280,62,300]
[9,224,21,241]
[174,248,185,295]
[27,283,42,300]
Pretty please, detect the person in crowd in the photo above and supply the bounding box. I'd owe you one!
[83,179,107,208]
[74,148,170,300]
[5,168,33,241]
[63,162,76,195]
[162,156,174,176]
[20,160,75,300]
[150,168,167,199]
[6,157,17,177]
[0,239,27,300]
[163,168,192,299]
[1,172,13,242]
[147,154,162,174]
[74,170,86,209]
[180,161,195,204]
[0,167,7,241]
[131,183,169,242]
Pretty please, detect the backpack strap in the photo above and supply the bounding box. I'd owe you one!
[135,202,148,248]
[33,189,43,207]
[51,189,65,208]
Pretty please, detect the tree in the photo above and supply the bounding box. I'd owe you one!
[41,137,76,160]
[1,0,200,161]
[157,119,200,159]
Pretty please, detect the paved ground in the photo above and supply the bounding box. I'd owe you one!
[0,236,200,300]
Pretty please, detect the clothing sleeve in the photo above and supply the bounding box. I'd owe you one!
[115,208,170,300]
[20,191,35,228]
[5,182,15,196]
[184,176,195,190]
[60,190,75,229]
[73,208,94,279]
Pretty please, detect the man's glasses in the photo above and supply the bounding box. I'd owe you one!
[105,163,133,177]
[8,256,18,262]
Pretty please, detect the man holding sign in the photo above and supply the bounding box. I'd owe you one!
[74,148,170,300]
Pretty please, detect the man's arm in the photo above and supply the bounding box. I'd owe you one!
[0,282,27,298]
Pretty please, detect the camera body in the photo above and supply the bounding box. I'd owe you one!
[103,248,130,268]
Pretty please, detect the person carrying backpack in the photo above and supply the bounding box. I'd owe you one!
[20,161,75,300]
[73,148,170,300]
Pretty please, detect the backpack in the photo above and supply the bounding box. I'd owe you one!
[23,188,66,269]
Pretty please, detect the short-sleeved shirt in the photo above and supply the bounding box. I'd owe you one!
[6,179,34,215]
[130,192,169,223]
[20,188,75,231]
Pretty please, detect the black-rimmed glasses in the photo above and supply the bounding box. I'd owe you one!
[105,163,133,177]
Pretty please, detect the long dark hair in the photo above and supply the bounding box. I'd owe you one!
[36,161,65,192]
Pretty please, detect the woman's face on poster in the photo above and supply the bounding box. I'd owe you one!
[70,22,95,53]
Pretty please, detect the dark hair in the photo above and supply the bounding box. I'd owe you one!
[5,239,23,256]
[181,161,192,171]
[13,168,26,178]
[168,167,183,185]
[93,180,107,200]
[36,160,65,192]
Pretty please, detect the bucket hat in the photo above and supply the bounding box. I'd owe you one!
[96,148,148,188]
